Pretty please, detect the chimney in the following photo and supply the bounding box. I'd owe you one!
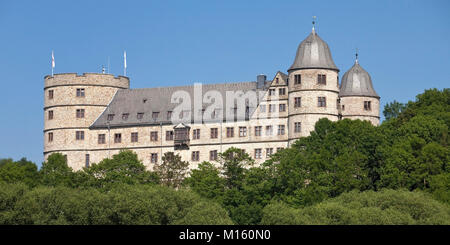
[257,74,266,89]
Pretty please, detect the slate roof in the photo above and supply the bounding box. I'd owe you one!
[90,81,270,129]
[289,30,339,72]
[339,61,379,98]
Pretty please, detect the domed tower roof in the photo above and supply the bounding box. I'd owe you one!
[288,28,339,72]
[339,58,379,98]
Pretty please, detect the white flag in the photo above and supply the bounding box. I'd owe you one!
[124,51,127,69]
[52,50,55,68]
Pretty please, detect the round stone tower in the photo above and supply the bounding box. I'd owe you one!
[287,26,340,144]
[43,73,129,169]
[339,56,380,125]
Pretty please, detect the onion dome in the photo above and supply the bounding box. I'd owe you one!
[339,57,379,98]
[289,27,339,72]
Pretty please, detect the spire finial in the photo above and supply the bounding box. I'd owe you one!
[355,48,359,64]
[312,16,316,34]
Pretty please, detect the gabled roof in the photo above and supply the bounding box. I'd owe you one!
[90,81,269,129]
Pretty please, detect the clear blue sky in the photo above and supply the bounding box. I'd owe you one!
[0,0,448,167]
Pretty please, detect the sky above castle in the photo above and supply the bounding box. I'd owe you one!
[0,0,448,167]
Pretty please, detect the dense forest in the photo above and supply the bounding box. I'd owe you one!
[1,88,449,225]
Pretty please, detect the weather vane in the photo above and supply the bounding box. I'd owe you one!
[355,47,359,63]
[312,16,316,30]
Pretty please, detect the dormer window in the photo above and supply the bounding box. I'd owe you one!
[364,101,372,111]
[318,74,326,85]
[122,113,129,120]
[167,111,172,120]
[137,112,144,120]
[107,114,114,121]
[152,112,159,120]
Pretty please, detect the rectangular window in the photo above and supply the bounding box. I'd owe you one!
[76,109,85,118]
[294,74,301,85]
[210,150,218,161]
[137,113,144,120]
[76,131,85,140]
[294,122,302,133]
[269,89,276,96]
[294,97,301,108]
[239,126,247,137]
[193,129,200,140]
[318,74,327,85]
[152,112,159,120]
[277,147,284,152]
[150,131,158,141]
[266,148,273,158]
[48,90,54,100]
[342,105,345,111]
[255,126,262,136]
[192,151,200,161]
[76,88,85,97]
[226,127,234,138]
[265,125,273,136]
[364,101,372,111]
[48,110,54,120]
[279,88,286,95]
[318,97,327,107]
[279,104,286,112]
[114,133,121,143]
[259,104,266,113]
[167,111,172,120]
[131,132,138,143]
[337,99,340,110]
[254,149,262,159]
[269,104,276,113]
[166,130,174,141]
[276,77,279,84]
[98,134,105,144]
[211,128,218,139]
[151,153,158,163]
[48,132,53,142]
[85,154,90,168]
[278,125,285,135]
[107,114,114,121]
[122,113,129,120]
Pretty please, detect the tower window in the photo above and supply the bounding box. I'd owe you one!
[76,88,85,97]
[294,122,302,133]
[210,128,218,139]
[255,126,262,136]
[166,131,174,141]
[364,101,372,111]
[113,133,122,144]
[150,131,158,141]
[48,132,53,142]
[337,99,340,110]
[294,97,301,108]
[192,151,200,161]
[48,110,54,120]
[342,105,345,111]
[318,74,326,85]
[210,150,218,161]
[294,74,301,85]
[98,134,106,144]
[151,153,158,163]
[318,97,327,107]
[48,90,54,99]
[131,132,138,142]
[76,109,85,118]
[76,131,85,140]
[279,88,286,95]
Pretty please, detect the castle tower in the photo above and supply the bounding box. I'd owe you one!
[43,73,129,169]
[287,24,340,144]
[339,54,380,125]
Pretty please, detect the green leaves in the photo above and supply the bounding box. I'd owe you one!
[154,152,189,188]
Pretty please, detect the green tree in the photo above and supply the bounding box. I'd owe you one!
[0,158,39,187]
[383,100,406,120]
[184,161,225,202]
[40,153,76,187]
[219,147,254,189]
[154,152,189,188]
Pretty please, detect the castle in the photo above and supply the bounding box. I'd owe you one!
[44,25,380,170]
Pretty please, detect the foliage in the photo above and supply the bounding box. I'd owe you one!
[183,161,225,202]
[219,147,254,189]
[383,100,406,121]
[40,153,76,187]
[0,158,39,187]
[260,189,450,225]
[154,152,189,188]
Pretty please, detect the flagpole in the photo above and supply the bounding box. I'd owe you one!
[51,50,54,76]
[124,51,127,76]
